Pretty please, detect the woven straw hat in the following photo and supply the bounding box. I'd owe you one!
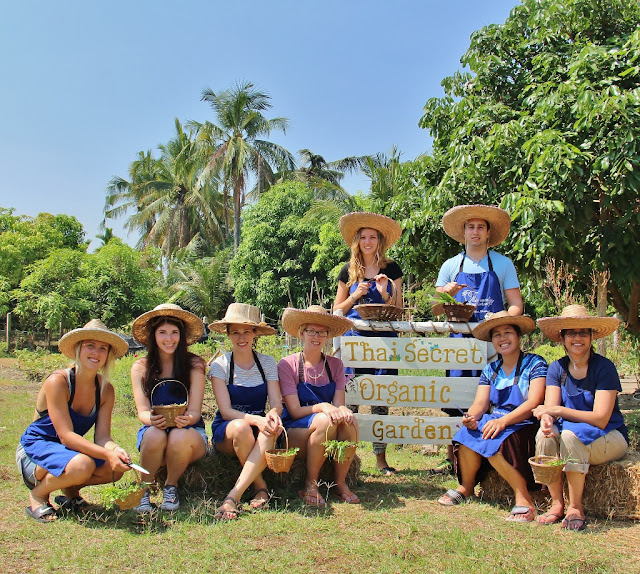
[442,204,511,247]
[281,305,353,338]
[472,311,536,342]
[208,303,276,337]
[339,212,402,247]
[537,304,620,343]
[59,319,128,359]
[132,303,203,346]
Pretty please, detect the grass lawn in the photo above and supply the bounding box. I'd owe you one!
[1,358,639,574]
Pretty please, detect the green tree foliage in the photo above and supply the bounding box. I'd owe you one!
[408,0,640,329]
[193,81,296,252]
[104,119,225,257]
[12,239,166,331]
[229,182,344,322]
[0,210,86,288]
[167,238,234,322]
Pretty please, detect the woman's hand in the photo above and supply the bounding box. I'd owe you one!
[462,413,478,431]
[532,404,561,419]
[337,405,356,426]
[373,274,389,296]
[107,447,131,472]
[149,411,167,429]
[320,403,344,425]
[481,417,507,439]
[173,412,194,429]
[539,413,556,437]
[260,409,282,436]
[352,281,370,301]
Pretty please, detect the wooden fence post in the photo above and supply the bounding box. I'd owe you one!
[6,312,11,352]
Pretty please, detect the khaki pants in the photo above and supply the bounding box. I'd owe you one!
[536,426,628,474]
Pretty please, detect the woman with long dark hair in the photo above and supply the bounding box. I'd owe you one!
[130,304,207,512]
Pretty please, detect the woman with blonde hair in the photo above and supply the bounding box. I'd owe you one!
[333,211,403,475]
[208,303,282,521]
[17,320,130,522]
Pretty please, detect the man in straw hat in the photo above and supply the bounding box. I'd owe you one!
[532,304,628,530]
[433,205,524,474]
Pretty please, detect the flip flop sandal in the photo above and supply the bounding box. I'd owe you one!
[536,511,564,525]
[25,503,57,523]
[437,489,467,506]
[334,491,360,504]
[562,515,587,531]
[299,490,326,507]
[379,466,397,476]
[249,488,270,510]
[215,496,239,520]
[506,506,535,523]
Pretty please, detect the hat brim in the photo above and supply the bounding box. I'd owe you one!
[59,328,129,359]
[442,205,511,247]
[208,320,276,337]
[132,308,203,346]
[472,314,536,342]
[339,212,402,247]
[281,308,353,338]
[537,316,620,343]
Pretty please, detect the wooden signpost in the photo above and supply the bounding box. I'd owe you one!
[337,319,495,445]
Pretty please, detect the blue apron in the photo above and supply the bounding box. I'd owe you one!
[345,277,398,377]
[20,368,105,477]
[557,358,629,445]
[136,376,204,450]
[449,251,504,378]
[282,353,337,429]
[211,350,268,443]
[453,353,535,457]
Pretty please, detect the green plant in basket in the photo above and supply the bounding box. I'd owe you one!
[322,439,357,463]
[100,480,144,509]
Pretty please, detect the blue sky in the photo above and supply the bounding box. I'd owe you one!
[0,0,519,250]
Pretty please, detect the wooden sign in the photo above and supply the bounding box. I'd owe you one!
[340,336,488,370]
[355,414,463,445]
[345,375,477,408]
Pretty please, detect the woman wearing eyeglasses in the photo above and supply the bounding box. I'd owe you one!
[533,305,628,531]
[278,306,358,507]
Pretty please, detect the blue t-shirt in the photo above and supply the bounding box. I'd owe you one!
[479,353,548,402]
[547,353,628,444]
[436,251,520,306]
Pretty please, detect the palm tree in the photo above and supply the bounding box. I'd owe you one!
[192,81,295,252]
[361,145,404,207]
[104,119,225,257]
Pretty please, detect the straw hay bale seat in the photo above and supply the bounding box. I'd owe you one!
[155,450,361,497]
[478,451,640,519]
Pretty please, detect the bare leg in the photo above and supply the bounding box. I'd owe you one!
[456,445,482,498]
[164,428,206,486]
[139,426,169,483]
[332,421,359,501]
[488,452,533,509]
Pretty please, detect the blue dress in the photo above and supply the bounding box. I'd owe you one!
[136,377,205,450]
[281,353,339,429]
[453,353,547,457]
[210,350,269,444]
[19,368,106,477]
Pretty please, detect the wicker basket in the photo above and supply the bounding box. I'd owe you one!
[354,304,404,321]
[322,427,358,464]
[442,303,476,322]
[115,487,145,510]
[266,427,297,473]
[528,455,565,485]
[151,380,188,427]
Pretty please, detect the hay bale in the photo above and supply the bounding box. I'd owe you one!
[155,451,361,496]
[478,451,640,519]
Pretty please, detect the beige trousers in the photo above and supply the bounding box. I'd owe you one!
[536,426,628,474]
